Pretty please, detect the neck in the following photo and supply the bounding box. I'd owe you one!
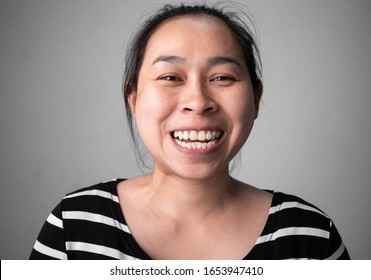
[143,166,239,222]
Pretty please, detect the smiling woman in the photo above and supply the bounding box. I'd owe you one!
[29,3,350,260]
[128,14,257,183]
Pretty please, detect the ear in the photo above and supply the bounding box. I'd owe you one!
[124,80,137,118]
[128,92,137,118]
[254,80,263,119]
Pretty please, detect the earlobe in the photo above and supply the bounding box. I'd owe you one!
[254,80,263,118]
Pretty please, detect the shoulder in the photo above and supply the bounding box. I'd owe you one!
[270,191,350,259]
[251,190,350,259]
[60,178,126,211]
[269,191,328,217]
[66,178,125,196]
[266,190,331,231]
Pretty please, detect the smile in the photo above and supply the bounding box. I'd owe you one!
[171,130,223,150]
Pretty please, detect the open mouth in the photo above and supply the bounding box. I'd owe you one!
[171,130,224,150]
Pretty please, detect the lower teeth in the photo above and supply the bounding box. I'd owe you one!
[175,139,216,149]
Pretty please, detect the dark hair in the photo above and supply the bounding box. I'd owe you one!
[123,3,262,167]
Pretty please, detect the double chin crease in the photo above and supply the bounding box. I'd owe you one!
[172,130,223,150]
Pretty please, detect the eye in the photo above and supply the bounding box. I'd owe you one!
[210,75,236,84]
[158,75,181,81]
[211,76,233,81]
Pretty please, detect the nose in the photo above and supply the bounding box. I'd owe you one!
[179,80,217,115]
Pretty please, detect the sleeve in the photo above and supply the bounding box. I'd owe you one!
[29,202,68,260]
[324,220,350,259]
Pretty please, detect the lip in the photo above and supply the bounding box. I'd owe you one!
[169,127,226,155]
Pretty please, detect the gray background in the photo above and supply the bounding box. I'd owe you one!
[1,0,370,259]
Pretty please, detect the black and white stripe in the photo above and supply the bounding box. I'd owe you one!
[30,179,349,260]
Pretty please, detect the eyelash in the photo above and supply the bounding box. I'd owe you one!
[157,75,236,82]
[159,75,181,81]
[210,75,235,82]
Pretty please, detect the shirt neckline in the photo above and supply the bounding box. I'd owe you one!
[112,178,275,260]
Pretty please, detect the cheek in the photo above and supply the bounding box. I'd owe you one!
[134,84,174,142]
[227,91,255,123]
[135,84,167,119]
[225,91,256,146]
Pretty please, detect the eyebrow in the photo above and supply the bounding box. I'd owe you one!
[206,56,243,69]
[152,55,186,65]
[152,55,243,69]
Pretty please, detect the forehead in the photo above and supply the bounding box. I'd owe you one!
[143,15,243,60]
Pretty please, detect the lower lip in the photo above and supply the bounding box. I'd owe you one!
[171,134,225,155]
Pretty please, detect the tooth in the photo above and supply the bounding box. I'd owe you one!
[197,131,206,141]
[206,131,212,140]
[174,131,221,149]
[183,131,189,140]
[189,130,197,141]
[207,141,216,148]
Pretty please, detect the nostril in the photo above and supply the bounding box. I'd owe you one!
[180,91,218,114]
[182,105,216,114]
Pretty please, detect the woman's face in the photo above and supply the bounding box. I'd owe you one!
[129,16,260,180]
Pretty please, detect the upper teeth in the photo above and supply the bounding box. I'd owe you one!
[173,130,222,141]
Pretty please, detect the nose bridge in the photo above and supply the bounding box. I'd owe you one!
[180,77,216,114]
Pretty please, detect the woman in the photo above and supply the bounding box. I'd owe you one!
[30,3,349,260]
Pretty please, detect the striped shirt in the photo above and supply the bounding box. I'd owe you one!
[30,179,350,260]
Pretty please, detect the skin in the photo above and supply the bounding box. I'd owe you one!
[118,15,271,259]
